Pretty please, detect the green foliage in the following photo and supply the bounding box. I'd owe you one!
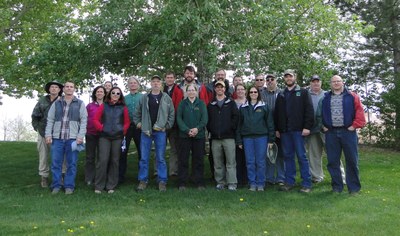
[0,142,399,235]
[1,0,360,96]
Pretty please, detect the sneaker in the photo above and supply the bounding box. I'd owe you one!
[159,182,167,192]
[279,184,295,192]
[228,184,237,191]
[257,186,265,192]
[65,188,74,195]
[277,181,285,186]
[178,186,186,191]
[216,184,225,190]
[299,187,311,193]
[108,189,115,194]
[249,185,256,191]
[51,188,60,194]
[41,177,49,188]
[137,181,147,191]
[312,178,323,184]
[94,190,102,194]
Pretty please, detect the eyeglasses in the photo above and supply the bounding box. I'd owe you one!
[255,79,264,81]
[187,89,196,92]
[236,88,245,91]
[111,92,121,95]
[249,91,258,94]
[266,78,275,81]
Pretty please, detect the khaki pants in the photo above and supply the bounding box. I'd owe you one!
[212,139,237,185]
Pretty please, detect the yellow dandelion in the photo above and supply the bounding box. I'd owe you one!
[307,225,311,228]
[33,226,38,229]
[180,218,184,221]
[61,220,65,223]
[240,198,244,202]
[80,226,85,229]
[263,230,268,234]
[383,199,387,201]
[90,221,95,225]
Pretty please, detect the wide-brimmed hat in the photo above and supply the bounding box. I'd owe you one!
[45,81,63,95]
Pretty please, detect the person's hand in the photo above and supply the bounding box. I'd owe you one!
[302,129,310,136]
[322,126,328,132]
[268,143,274,149]
[348,126,355,131]
[275,131,280,138]
[45,137,52,144]
[76,138,83,144]
[238,145,243,149]
[137,123,142,129]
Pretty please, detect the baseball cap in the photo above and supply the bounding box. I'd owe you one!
[283,69,295,77]
[214,81,225,87]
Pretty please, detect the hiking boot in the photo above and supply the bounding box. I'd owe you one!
[228,184,237,191]
[159,182,167,192]
[65,188,74,195]
[137,181,147,191]
[299,187,311,193]
[279,184,295,192]
[216,184,225,190]
[41,177,48,188]
[52,188,60,194]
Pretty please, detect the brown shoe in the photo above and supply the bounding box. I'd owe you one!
[159,182,167,192]
[41,177,48,188]
[137,181,147,191]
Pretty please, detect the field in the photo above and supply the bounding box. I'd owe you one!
[0,142,399,235]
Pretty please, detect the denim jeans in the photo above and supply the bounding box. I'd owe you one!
[325,128,361,193]
[138,131,167,183]
[51,139,78,190]
[265,138,285,183]
[243,136,268,188]
[281,131,312,188]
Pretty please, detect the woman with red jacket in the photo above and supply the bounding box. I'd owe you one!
[93,86,130,194]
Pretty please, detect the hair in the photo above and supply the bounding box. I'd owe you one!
[215,68,226,74]
[106,86,125,105]
[127,76,141,89]
[235,84,246,92]
[186,84,198,92]
[91,86,106,102]
[184,65,196,73]
[165,72,175,77]
[104,81,113,86]
[246,86,261,102]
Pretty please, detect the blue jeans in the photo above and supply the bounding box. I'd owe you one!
[266,139,285,183]
[281,131,312,188]
[243,136,268,188]
[325,128,360,193]
[51,139,78,190]
[138,131,167,183]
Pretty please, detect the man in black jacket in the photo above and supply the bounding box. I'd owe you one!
[207,81,239,190]
[274,70,314,193]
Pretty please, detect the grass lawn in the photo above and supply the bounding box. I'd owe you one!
[0,141,399,235]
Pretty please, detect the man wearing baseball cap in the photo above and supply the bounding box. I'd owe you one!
[31,81,63,188]
[134,75,175,192]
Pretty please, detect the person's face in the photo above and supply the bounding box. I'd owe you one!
[310,79,322,92]
[128,79,139,91]
[235,85,246,98]
[186,85,197,99]
[330,76,344,91]
[96,88,105,101]
[266,77,277,90]
[110,88,121,102]
[63,82,75,96]
[233,77,243,86]
[49,85,61,96]
[151,79,162,91]
[184,70,195,83]
[104,82,112,92]
[165,74,175,86]
[284,74,296,87]
[255,75,265,88]
[214,85,225,96]
[215,70,226,81]
[249,87,259,100]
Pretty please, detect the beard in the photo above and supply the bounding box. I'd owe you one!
[285,80,295,87]
[185,76,194,83]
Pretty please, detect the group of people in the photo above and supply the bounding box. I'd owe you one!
[31,65,366,195]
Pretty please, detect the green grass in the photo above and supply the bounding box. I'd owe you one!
[0,142,399,235]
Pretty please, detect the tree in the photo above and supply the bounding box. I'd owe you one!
[334,0,400,148]
[1,115,35,141]
[2,1,360,95]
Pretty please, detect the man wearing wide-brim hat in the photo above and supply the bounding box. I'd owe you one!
[31,81,63,188]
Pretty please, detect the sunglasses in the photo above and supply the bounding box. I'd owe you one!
[255,79,264,81]
[111,91,121,95]
[266,78,275,81]
[249,91,258,94]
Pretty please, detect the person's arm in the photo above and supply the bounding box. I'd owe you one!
[77,101,88,144]
[93,104,104,132]
[123,106,131,135]
[45,102,56,144]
